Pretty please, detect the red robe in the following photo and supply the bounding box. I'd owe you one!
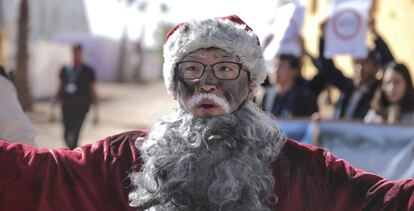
[0,130,413,211]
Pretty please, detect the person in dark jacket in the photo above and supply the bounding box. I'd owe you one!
[261,54,319,118]
[51,43,99,149]
[316,19,394,120]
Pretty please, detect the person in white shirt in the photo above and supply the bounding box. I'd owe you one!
[0,65,37,146]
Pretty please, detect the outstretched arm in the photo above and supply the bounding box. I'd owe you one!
[299,35,327,96]
[369,19,395,68]
[0,130,145,210]
[272,140,414,210]
[315,21,354,94]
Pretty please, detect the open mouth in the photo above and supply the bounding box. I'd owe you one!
[199,103,216,109]
[186,93,230,113]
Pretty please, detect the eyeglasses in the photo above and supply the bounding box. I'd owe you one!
[175,61,244,80]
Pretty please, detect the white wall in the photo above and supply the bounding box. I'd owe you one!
[29,41,71,99]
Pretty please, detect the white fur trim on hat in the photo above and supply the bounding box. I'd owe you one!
[163,15,266,95]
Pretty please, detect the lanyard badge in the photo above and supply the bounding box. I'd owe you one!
[65,66,80,94]
[65,83,77,93]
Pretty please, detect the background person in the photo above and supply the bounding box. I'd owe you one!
[261,54,319,118]
[51,43,99,149]
[364,62,414,124]
[258,36,327,118]
[316,19,395,120]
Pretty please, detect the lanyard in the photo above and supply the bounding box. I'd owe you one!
[66,65,81,84]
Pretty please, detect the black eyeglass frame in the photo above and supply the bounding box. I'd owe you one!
[175,61,247,80]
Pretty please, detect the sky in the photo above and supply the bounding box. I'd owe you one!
[84,0,280,47]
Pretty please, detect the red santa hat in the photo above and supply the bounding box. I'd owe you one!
[163,15,266,94]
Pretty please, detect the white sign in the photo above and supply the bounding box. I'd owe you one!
[263,2,305,60]
[324,0,372,59]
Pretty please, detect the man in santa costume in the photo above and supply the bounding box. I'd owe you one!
[0,15,413,211]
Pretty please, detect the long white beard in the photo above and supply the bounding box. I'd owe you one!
[129,101,286,211]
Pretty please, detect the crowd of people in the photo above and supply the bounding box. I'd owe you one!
[258,19,414,125]
[1,13,412,150]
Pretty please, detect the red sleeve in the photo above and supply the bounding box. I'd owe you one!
[272,139,414,211]
[0,130,146,211]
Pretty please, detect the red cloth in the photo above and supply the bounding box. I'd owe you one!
[1,130,413,211]
[0,131,143,211]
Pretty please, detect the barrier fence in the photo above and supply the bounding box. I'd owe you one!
[278,119,414,180]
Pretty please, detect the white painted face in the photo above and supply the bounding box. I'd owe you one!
[382,69,407,104]
[174,48,253,117]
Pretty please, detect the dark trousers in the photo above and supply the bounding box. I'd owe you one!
[61,105,89,149]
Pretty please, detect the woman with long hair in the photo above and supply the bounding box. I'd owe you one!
[364,62,414,124]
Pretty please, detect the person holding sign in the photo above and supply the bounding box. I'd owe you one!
[316,19,395,120]
[51,43,99,149]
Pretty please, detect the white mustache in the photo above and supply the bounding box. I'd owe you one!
[186,93,230,113]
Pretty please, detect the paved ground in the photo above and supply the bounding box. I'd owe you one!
[28,79,176,148]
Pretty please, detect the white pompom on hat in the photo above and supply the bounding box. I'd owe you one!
[163,15,266,94]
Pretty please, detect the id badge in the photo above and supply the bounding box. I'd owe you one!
[65,83,77,93]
